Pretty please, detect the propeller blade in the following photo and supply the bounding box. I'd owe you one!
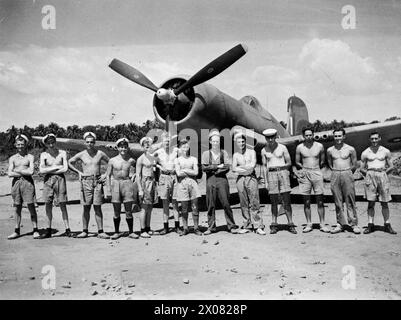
[165,105,170,133]
[109,59,159,92]
[174,43,248,95]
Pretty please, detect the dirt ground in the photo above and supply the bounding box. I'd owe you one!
[0,175,400,300]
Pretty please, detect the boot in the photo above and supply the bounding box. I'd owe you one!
[363,223,375,234]
[192,215,202,235]
[384,223,397,234]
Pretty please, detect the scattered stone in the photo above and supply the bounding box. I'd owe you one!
[321,281,326,285]
[183,278,190,284]
[51,291,56,296]
[389,251,400,256]
[91,290,98,296]
[243,256,249,259]
[313,261,326,265]
[203,251,208,254]
[202,240,208,244]
[230,268,238,273]
[101,283,106,288]
[29,276,35,280]
[214,240,220,245]
[61,282,72,289]
[259,289,265,295]
[301,241,306,244]
[125,290,133,295]
[279,283,286,288]
[127,281,136,288]
[122,269,129,272]
[126,296,132,300]
[91,282,97,286]
[145,242,149,246]
[300,276,307,279]
[256,275,262,280]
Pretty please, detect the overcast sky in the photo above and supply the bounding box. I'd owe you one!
[1,0,400,130]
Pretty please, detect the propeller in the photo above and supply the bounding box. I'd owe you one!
[108,43,248,132]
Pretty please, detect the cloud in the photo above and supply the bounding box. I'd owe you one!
[298,38,387,96]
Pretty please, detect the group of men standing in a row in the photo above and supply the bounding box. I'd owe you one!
[7,125,396,240]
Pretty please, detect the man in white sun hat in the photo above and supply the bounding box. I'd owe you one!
[68,132,110,239]
[261,128,297,234]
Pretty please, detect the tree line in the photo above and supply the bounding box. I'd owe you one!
[0,119,163,159]
[1,116,400,159]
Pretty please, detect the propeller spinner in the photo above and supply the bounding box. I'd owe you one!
[108,43,248,132]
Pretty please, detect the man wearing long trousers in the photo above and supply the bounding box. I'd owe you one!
[202,129,239,235]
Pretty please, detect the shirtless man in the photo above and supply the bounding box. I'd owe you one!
[106,137,138,240]
[154,133,181,235]
[175,138,202,236]
[360,131,396,234]
[232,132,265,235]
[295,127,330,233]
[136,137,158,238]
[39,134,71,238]
[261,128,296,234]
[327,128,361,234]
[7,134,40,240]
[68,132,110,239]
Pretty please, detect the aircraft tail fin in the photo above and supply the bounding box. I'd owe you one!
[286,95,310,136]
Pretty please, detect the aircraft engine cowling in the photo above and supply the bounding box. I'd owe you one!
[153,76,195,123]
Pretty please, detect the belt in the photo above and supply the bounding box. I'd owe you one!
[332,168,351,171]
[161,170,174,175]
[268,167,287,172]
[81,175,101,180]
[367,168,386,172]
[302,167,320,170]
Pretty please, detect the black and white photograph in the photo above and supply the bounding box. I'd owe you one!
[0,0,401,303]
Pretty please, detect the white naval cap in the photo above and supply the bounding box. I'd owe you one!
[42,133,57,144]
[116,137,129,146]
[15,134,29,143]
[83,131,97,140]
[262,128,277,137]
[208,129,220,139]
[139,136,153,146]
[233,130,246,141]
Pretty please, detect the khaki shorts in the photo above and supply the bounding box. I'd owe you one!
[364,170,392,202]
[297,169,324,195]
[140,176,158,205]
[111,179,134,203]
[43,174,68,204]
[11,177,36,206]
[176,176,200,201]
[80,176,103,206]
[267,170,291,194]
[158,173,177,200]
